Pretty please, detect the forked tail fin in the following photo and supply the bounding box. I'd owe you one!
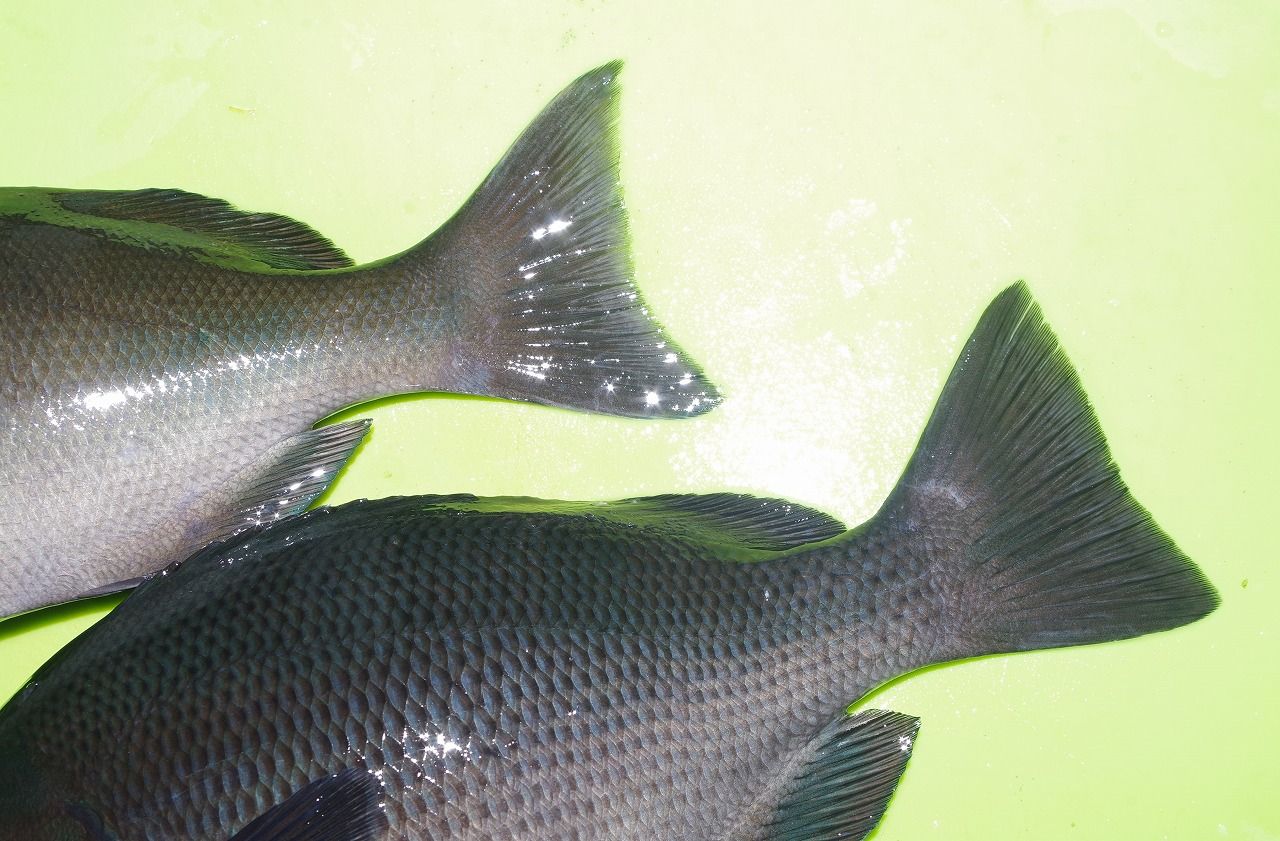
[405,61,720,418]
[877,282,1217,654]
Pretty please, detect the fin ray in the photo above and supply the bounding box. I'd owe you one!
[762,710,920,841]
[201,418,371,544]
[402,492,844,551]
[881,281,1218,653]
[1,186,353,271]
[416,61,720,417]
[228,768,388,841]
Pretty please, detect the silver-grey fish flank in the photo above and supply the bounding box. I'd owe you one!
[0,283,1217,840]
[0,61,719,618]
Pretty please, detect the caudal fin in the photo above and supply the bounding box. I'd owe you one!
[879,282,1217,653]
[408,61,719,418]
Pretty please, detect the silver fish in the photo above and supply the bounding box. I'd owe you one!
[0,62,719,618]
[0,283,1217,840]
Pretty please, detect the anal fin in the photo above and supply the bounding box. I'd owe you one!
[72,419,371,602]
[228,768,388,841]
[202,418,371,543]
[760,710,920,841]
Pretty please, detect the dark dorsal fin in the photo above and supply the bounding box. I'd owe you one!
[598,493,845,551]
[764,710,920,841]
[0,186,352,271]
[127,490,844,604]
[228,768,389,841]
[55,188,354,270]
[435,492,846,552]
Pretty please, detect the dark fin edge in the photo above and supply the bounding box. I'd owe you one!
[881,281,1218,653]
[764,710,920,841]
[52,187,354,270]
[418,60,721,418]
[228,768,388,841]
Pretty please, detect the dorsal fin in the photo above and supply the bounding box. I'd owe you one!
[436,492,846,551]
[129,490,845,601]
[599,493,846,551]
[0,186,353,271]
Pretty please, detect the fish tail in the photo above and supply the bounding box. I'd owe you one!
[873,281,1217,656]
[398,61,720,418]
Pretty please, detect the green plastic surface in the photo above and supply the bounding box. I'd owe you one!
[1,3,1276,838]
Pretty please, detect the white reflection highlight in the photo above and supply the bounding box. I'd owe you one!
[530,218,571,240]
[82,389,127,411]
[40,345,320,429]
[431,733,464,756]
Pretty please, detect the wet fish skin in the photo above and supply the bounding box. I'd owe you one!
[0,62,719,618]
[0,495,917,840]
[0,283,1218,839]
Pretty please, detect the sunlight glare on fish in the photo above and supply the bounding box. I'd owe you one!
[531,218,571,240]
[81,389,127,411]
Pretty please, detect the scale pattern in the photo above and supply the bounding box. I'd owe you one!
[0,221,443,615]
[0,61,720,617]
[0,496,943,840]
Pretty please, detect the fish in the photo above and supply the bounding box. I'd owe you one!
[0,61,719,619]
[0,282,1218,840]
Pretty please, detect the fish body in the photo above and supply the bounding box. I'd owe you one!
[0,62,718,618]
[0,283,1217,840]
[1,494,904,840]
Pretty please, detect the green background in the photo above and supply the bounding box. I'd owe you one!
[1,2,1276,838]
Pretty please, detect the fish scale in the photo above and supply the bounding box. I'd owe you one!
[0,283,1216,840]
[0,62,720,618]
[4,500,908,839]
